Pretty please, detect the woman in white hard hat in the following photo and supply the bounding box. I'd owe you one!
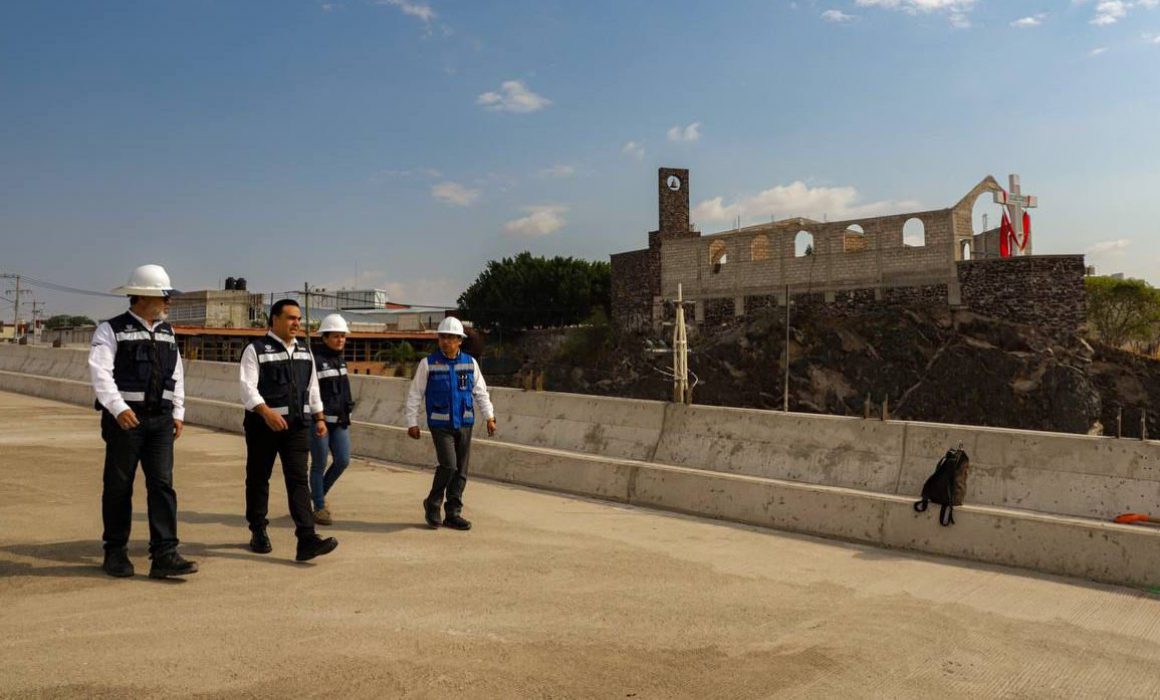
[404,316,496,530]
[309,313,355,525]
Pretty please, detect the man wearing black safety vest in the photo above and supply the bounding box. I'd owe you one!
[89,264,198,579]
[239,298,338,562]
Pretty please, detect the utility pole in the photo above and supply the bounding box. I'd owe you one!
[302,282,311,337]
[673,284,689,404]
[30,299,43,342]
[784,284,791,412]
[0,273,22,341]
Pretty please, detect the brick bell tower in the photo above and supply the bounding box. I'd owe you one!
[648,167,698,247]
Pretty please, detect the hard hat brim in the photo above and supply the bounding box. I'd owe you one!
[111,286,181,297]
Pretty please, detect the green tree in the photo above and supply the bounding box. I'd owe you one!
[1085,276,1160,348]
[43,315,96,330]
[458,252,611,331]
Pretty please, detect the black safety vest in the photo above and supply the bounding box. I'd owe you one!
[312,345,354,427]
[249,336,315,428]
[96,312,179,414]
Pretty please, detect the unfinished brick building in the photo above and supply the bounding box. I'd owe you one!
[611,168,1086,336]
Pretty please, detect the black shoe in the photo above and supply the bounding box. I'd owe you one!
[443,514,472,531]
[296,535,338,562]
[149,551,199,579]
[423,499,442,529]
[102,548,134,578]
[249,529,272,554]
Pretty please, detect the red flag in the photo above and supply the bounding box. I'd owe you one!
[999,211,1012,257]
[1021,212,1031,252]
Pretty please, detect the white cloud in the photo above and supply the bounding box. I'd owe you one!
[1145,32,1160,43]
[539,164,576,179]
[1085,239,1132,255]
[622,141,645,161]
[854,0,976,25]
[378,0,435,23]
[1010,14,1045,27]
[666,122,701,142]
[822,9,856,22]
[692,181,921,227]
[381,277,461,306]
[431,181,480,206]
[476,80,551,113]
[1089,46,1109,55]
[1091,0,1128,25]
[320,3,335,12]
[504,205,568,237]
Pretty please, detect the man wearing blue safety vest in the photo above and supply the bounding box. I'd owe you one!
[239,298,338,562]
[89,264,198,579]
[405,316,496,530]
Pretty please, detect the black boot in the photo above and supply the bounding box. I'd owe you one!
[102,548,134,578]
[249,529,272,554]
[296,534,338,562]
[443,514,472,531]
[149,551,199,579]
[423,499,442,529]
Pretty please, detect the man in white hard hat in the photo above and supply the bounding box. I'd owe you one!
[309,313,355,525]
[238,299,338,562]
[405,316,496,530]
[88,264,198,579]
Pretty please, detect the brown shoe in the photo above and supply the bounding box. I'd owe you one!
[314,505,333,526]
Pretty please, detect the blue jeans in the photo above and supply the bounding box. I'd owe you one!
[309,425,351,510]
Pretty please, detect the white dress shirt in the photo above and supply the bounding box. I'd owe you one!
[404,354,494,428]
[88,310,186,421]
[239,331,323,415]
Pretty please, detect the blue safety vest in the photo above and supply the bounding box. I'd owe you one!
[424,350,476,429]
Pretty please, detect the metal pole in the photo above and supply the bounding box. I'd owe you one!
[12,274,20,341]
[783,284,790,412]
[303,282,310,338]
[673,284,688,404]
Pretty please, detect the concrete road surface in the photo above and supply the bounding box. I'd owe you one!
[3,390,1160,699]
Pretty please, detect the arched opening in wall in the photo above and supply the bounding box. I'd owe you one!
[709,240,728,274]
[971,190,1005,237]
[750,234,770,261]
[903,218,925,247]
[843,224,867,253]
[960,240,972,260]
[795,230,815,258]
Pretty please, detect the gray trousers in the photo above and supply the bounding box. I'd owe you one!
[425,426,472,516]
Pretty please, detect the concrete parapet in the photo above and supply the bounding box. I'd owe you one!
[4,344,1160,589]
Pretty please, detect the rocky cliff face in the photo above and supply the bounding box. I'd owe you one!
[491,306,1160,438]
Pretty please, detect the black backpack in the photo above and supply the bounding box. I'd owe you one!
[913,447,969,526]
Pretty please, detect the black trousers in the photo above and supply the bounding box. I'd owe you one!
[101,411,178,556]
[426,426,472,516]
[244,412,315,538]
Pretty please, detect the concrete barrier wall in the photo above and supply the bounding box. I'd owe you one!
[6,345,1160,588]
[4,345,1158,523]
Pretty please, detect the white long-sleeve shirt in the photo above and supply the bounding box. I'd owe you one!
[239,331,323,415]
[88,310,186,421]
[404,354,494,428]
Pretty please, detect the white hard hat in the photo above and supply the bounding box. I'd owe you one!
[318,313,350,334]
[111,264,178,297]
[436,316,467,337]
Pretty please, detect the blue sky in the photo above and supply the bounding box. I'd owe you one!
[2,0,1159,320]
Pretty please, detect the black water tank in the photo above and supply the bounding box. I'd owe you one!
[225,277,236,290]
[235,277,247,291]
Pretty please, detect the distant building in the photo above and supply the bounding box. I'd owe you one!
[169,290,266,328]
